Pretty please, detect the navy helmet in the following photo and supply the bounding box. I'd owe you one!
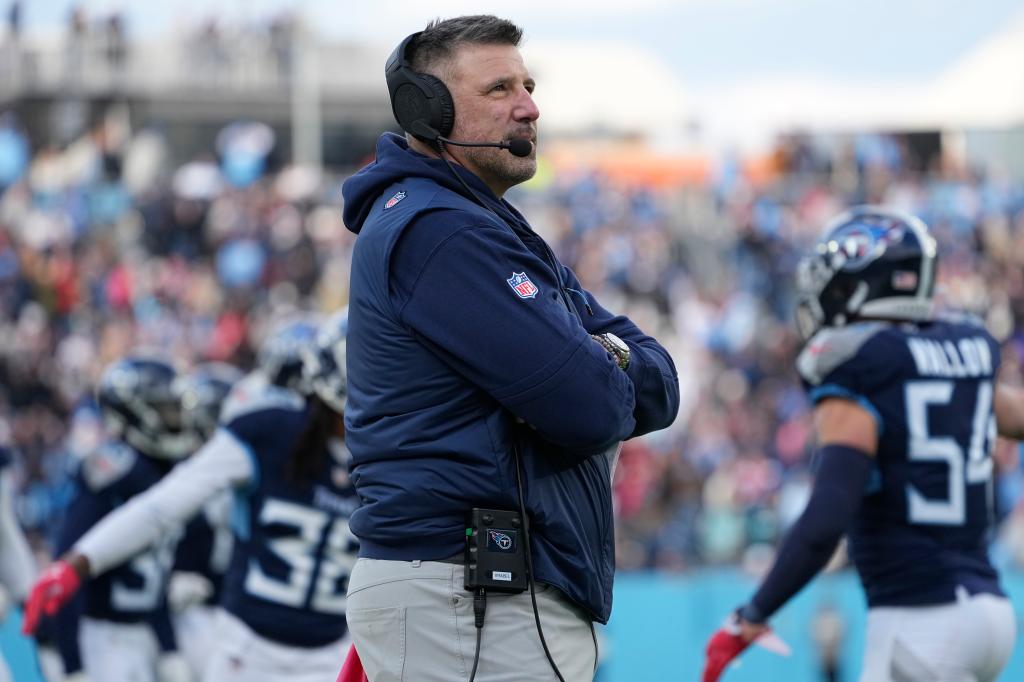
[256,317,320,392]
[302,309,348,414]
[175,362,244,442]
[96,355,196,460]
[795,205,938,340]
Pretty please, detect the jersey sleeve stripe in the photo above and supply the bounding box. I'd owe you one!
[809,384,885,436]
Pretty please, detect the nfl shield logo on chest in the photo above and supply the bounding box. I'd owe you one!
[507,272,539,299]
[384,190,406,210]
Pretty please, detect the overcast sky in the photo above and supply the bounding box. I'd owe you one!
[21,0,1024,90]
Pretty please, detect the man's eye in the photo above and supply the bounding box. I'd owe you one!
[491,83,506,92]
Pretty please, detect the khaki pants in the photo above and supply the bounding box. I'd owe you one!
[346,558,598,681]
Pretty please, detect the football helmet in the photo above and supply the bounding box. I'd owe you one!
[256,318,319,392]
[795,206,937,340]
[174,362,243,442]
[301,309,348,414]
[96,355,196,460]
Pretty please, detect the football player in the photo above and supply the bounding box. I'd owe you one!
[29,355,196,682]
[24,315,358,682]
[168,362,242,678]
[703,207,1022,682]
[0,444,36,682]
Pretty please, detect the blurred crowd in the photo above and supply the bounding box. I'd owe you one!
[3,109,1024,577]
[0,111,353,555]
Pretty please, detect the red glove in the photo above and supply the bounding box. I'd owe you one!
[22,560,83,635]
[701,615,755,682]
[336,645,369,682]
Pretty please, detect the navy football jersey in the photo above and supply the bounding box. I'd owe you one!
[219,378,359,648]
[798,317,1003,607]
[56,441,180,622]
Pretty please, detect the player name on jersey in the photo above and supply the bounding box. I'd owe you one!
[906,336,993,378]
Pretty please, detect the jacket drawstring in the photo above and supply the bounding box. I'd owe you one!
[563,288,594,316]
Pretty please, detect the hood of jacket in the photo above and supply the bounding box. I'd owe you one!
[343,133,515,235]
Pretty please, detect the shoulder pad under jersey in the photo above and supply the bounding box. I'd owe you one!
[81,441,138,492]
[797,322,889,387]
[219,371,305,424]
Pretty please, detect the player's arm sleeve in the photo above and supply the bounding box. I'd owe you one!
[0,470,36,601]
[558,263,680,437]
[52,593,85,674]
[743,444,873,623]
[396,224,637,455]
[75,429,254,576]
[46,474,103,676]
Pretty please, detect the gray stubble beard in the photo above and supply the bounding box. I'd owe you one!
[462,146,537,189]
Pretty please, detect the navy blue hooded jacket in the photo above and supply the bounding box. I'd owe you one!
[342,133,679,622]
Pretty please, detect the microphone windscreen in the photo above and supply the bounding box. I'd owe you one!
[506,139,533,157]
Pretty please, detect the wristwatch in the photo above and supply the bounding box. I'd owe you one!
[592,333,630,371]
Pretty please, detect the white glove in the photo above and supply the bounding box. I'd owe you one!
[167,572,214,613]
[156,653,194,682]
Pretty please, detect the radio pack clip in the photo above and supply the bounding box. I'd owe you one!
[464,508,528,593]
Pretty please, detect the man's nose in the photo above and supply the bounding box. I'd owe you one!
[514,89,540,122]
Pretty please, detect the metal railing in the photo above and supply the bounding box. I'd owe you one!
[0,30,382,99]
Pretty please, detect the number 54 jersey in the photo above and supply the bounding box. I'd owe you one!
[797,316,1004,608]
[219,381,360,648]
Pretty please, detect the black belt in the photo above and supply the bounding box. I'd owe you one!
[435,553,465,565]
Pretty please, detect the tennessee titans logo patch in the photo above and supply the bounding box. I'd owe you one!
[507,272,539,299]
[487,529,515,552]
[384,190,406,210]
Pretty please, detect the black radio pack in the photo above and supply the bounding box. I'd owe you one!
[464,508,529,593]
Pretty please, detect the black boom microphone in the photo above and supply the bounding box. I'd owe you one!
[438,136,533,158]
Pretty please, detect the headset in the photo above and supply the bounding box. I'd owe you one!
[385,32,532,157]
[385,32,455,145]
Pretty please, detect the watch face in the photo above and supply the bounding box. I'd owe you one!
[605,333,628,354]
[601,333,630,370]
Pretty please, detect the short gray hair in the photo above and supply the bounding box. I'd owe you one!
[408,15,523,78]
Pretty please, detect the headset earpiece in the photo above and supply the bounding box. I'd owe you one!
[416,74,455,139]
[386,33,456,143]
